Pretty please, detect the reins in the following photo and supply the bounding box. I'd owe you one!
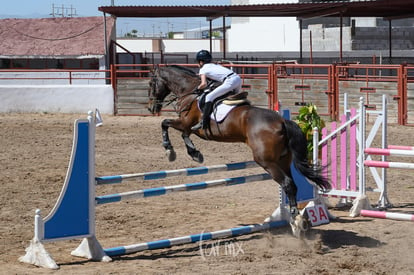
[175,89,201,116]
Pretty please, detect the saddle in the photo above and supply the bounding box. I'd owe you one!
[196,82,251,124]
[198,80,250,109]
[222,91,249,105]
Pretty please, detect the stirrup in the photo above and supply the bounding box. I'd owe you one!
[191,121,203,131]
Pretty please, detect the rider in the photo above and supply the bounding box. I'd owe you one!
[191,49,242,131]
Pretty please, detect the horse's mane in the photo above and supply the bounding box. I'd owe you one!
[167,65,197,77]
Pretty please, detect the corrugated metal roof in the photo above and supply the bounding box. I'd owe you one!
[99,0,414,19]
[0,16,115,58]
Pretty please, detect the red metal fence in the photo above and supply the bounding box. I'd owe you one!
[0,63,412,125]
[108,63,412,125]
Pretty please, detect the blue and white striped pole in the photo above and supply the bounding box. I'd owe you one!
[96,173,272,205]
[104,220,287,257]
[96,161,259,185]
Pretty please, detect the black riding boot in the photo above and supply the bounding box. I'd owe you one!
[191,102,213,130]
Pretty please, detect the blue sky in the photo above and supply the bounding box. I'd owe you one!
[2,1,231,36]
[2,1,231,17]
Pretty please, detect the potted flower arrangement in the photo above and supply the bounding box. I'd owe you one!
[295,103,326,161]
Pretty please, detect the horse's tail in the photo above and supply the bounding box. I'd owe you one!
[283,119,331,192]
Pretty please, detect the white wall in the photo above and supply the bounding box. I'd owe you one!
[228,17,300,52]
[163,39,222,53]
[302,25,352,51]
[228,0,300,52]
[354,17,377,27]
[116,39,154,53]
[116,39,222,53]
[0,85,114,114]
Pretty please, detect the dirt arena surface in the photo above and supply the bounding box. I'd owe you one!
[1,112,414,275]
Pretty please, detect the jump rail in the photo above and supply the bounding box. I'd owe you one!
[102,220,287,257]
[364,145,414,169]
[312,94,391,214]
[360,105,414,223]
[364,160,414,169]
[364,148,414,157]
[21,93,398,269]
[388,145,414,150]
[21,111,319,269]
[96,173,272,205]
[360,210,414,222]
[96,161,259,184]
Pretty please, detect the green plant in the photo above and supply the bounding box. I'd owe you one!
[212,31,221,38]
[295,103,326,160]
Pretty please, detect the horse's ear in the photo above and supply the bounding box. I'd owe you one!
[150,65,160,75]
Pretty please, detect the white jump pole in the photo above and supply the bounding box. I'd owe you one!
[360,210,414,222]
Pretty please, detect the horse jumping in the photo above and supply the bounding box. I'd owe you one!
[19,114,291,269]
[148,65,331,235]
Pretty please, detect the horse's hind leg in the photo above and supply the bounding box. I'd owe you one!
[256,159,308,238]
[182,134,204,163]
[281,175,299,217]
[263,164,299,217]
[273,171,309,237]
[274,167,311,237]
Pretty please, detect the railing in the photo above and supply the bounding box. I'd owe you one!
[334,64,405,125]
[273,63,333,118]
[110,63,274,114]
[0,69,110,85]
[0,63,412,125]
[336,64,400,82]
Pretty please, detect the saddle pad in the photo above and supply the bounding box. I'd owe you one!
[211,104,236,123]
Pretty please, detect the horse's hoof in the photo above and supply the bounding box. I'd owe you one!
[166,149,176,162]
[290,207,300,217]
[290,215,308,238]
[298,217,309,232]
[192,151,204,163]
[290,223,302,238]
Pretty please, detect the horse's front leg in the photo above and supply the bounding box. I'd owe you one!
[182,134,203,163]
[161,118,204,163]
[161,119,177,162]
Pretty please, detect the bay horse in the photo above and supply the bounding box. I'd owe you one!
[148,65,330,236]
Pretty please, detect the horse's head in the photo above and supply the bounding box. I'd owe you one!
[148,65,200,114]
[148,66,170,114]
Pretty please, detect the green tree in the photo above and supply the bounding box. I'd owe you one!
[212,31,221,38]
[124,29,138,38]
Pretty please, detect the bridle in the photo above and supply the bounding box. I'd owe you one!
[149,69,201,115]
[148,73,161,107]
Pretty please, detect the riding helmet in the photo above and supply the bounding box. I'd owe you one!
[196,50,212,63]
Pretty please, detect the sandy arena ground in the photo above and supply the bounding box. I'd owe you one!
[1,113,414,274]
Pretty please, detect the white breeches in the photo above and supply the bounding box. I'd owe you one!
[205,75,242,103]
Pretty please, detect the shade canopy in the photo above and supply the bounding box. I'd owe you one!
[99,0,414,20]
